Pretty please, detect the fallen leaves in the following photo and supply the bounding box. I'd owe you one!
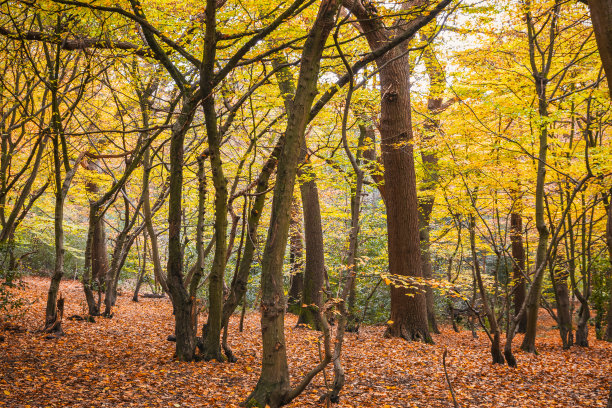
[0,277,611,407]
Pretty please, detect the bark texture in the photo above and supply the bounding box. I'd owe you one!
[247,2,338,406]
[343,1,433,342]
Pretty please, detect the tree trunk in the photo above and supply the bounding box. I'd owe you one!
[199,0,229,362]
[510,210,528,333]
[166,93,200,361]
[587,0,612,98]
[296,154,326,330]
[575,303,590,347]
[345,1,432,343]
[132,233,148,302]
[605,197,612,341]
[287,197,304,314]
[246,2,338,406]
[220,139,284,361]
[552,269,573,349]
[469,215,505,364]
[520,1,560,353]
[45,146,66,331]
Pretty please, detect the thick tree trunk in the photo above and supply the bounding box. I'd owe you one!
[379,53,430,342]
[247,2,338,406]
[296,155,326,330]
[552,269,573,349]
[344,1,434,343]
[587,0,612,98]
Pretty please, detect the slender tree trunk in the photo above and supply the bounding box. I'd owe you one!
[418,35,449,335]
[103,196,132,316]
[199,0,229,362]
[287,197,304,314]
[45,137,66,331]
[510,209,528,333]
[133,232,148,302]
[521,1,560,353]
[605,197,612,341]
[469,215,505,364]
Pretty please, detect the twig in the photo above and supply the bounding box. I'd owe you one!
[443,349,460,408]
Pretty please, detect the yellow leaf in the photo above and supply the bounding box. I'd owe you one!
[4,390,10,396]
[387,320,394,325]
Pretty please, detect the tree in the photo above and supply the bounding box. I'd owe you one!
[246,2,339,405]
[343,0,451,342]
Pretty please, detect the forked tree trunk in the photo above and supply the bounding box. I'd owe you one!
[521,0,560,353]
[552,268,573,349]
[246,2,339,406]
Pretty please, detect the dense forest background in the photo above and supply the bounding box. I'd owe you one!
[1,0,611,407]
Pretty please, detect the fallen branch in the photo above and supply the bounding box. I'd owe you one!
[443,349,460,408]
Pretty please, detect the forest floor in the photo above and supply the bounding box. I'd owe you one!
[1,277,611,408]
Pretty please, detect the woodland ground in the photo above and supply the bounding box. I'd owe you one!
[0,277,611,408]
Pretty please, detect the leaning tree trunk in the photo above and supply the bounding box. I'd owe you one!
[246,2,339,406]
[587,0,612,99]
[469,215,505,364]
[220,139,284,361]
